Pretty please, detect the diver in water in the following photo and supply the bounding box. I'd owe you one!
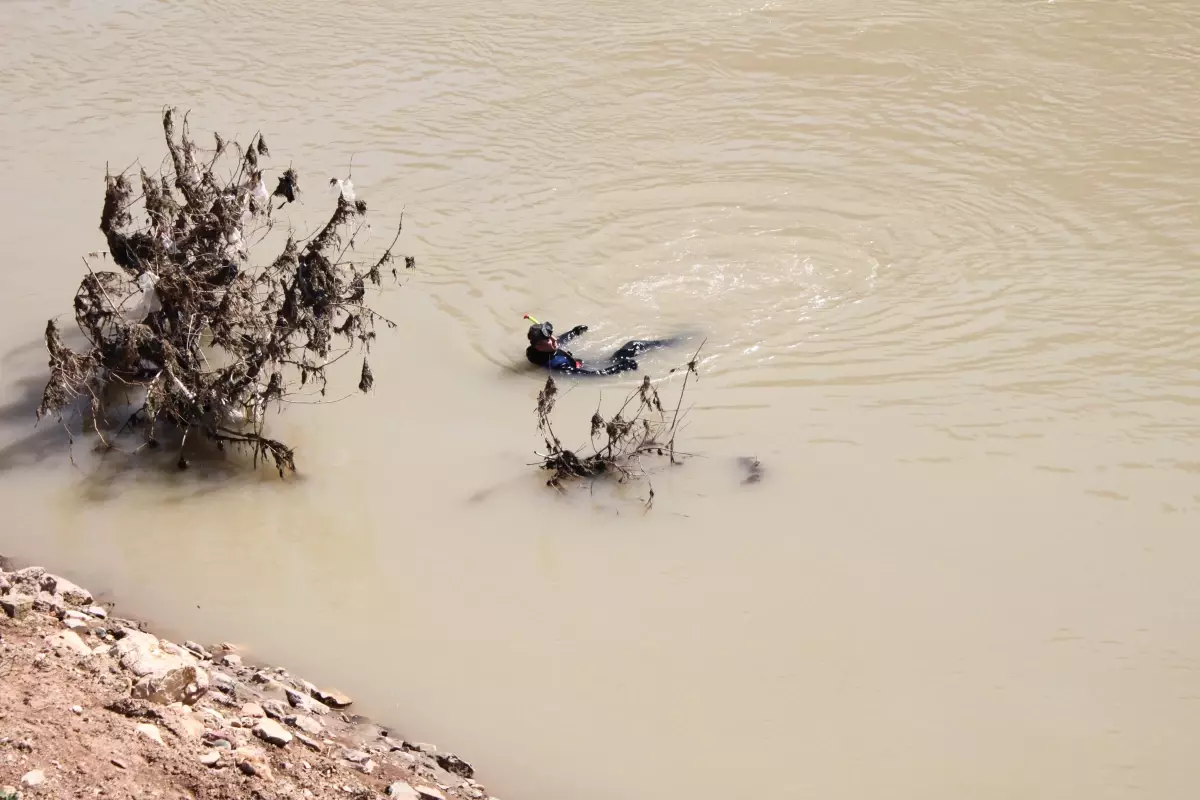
[524,316,679,376]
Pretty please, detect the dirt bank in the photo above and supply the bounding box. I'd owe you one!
[0,558,494,800]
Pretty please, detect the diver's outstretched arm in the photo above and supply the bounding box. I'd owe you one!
[558,325,589,345]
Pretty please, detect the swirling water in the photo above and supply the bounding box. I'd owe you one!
[1,1,1198,798]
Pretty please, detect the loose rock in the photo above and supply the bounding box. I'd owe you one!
[131,665,209,706]
[437,753,475,779]
[386,783,421,800]
[240,702,266,718]
[221,653,242,668]
[235,746,272,779]
[174,716,207,741]
[203,731,235,749]
[12,566,46,584]
[199,750,222,767]
[198,707,226,725]
[253,718,293,747]
[312,688,352,708]
[295,733,322,751]
[116,629,196,678]
[415,787,445,800]
[183,641,211,659]
[134,723,165,746]
[159,640,193,658]
[32,591,64,614]
[285,687,329,715]
[45,630,93,658]
[261,700,288,721]
[209,671,237,694]
[285,714,323,736]
[62,618,87,630]
[341,748,371,764]
[211,695,240,711]
[41,574,93,605]
[1,594,33,620]
[86,605,108,619]
[20,769,45,788]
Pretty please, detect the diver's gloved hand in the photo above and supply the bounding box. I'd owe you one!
[569,325,588,336]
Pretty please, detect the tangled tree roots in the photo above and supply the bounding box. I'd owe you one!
[37,107,411,476]
[533,343,704,498]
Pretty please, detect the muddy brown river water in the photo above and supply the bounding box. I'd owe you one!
[1,1,1199,798]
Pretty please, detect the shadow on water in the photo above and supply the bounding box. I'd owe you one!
[2,337,52,362]
[0,375,49,425]
[0,331,97,473]
[74,444,307,506]
[0,371,306,504]
[0,374,75,475]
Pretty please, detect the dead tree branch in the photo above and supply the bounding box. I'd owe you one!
[36,108,413,476]
[532,342,705,493]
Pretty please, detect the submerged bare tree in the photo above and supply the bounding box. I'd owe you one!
[533,342,704,496]
[37,108,411,476]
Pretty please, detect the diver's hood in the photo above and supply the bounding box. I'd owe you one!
[527,321,554,342]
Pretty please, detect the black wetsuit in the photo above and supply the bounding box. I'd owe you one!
[526,326,676,376]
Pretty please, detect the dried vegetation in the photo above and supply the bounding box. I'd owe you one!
[36,108,410,475]
[533,342,704,497]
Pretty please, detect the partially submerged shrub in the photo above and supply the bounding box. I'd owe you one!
[533,342,704,499]
[37,108,410,475]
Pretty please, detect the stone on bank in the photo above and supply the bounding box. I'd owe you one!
[134,723,165,746]
[0,594,33,620]
[132,665,209,706]
[253,718,293,747]
[46,629,93,657]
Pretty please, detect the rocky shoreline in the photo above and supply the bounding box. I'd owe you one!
[0,557,494,800]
